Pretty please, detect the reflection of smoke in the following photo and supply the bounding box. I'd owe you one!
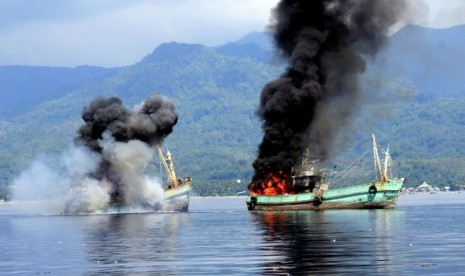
[252,211,400,274]
[84,214,182,273]
[252,211,330,274]
[250,0,407,193]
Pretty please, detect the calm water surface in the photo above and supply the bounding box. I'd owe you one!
[1,193,465,275]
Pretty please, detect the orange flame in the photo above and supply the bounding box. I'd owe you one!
[249,170,293,196]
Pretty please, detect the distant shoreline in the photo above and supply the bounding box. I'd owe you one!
[397,191,465,206]
[3,192,464,206]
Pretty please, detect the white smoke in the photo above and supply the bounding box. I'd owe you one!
[63,144,102,177]
[12,131,165,214]
[10,145,106,214]
[11,146,101,201]
[12,158,67,201]
[100,134,164,208]
[64,177,111,214]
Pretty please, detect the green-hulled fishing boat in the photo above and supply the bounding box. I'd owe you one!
[246,135,404,211]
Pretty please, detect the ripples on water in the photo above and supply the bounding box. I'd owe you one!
[1,194,465,275]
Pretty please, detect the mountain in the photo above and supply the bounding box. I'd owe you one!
[1,25,465,199]
[233,31,274,51]
[370,24,465,101]
[0,65,119,118]
[214,32,273,63]
[0,41,281,198]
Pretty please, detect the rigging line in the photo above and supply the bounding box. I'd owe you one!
[329,144,372,184]
[330,152,369,184]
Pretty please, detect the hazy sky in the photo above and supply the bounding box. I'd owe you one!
[1,0,464,67]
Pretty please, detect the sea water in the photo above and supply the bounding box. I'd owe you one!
[1,194,465,275]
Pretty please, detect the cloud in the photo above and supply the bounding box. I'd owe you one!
[0,0,278,67]
[423,0,465,28]
[1,0,464,67]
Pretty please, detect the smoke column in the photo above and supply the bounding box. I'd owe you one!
[76,93,178,152]
[65,93,178,213]
[249,0,407,195]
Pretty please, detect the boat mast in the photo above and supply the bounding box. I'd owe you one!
[383,145,390,181]
[156,145,178,188]
[166,149,178,183]
[372,134,384,183]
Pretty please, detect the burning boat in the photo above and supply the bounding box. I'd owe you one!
[64,145,191,214]
[244,0,409,210]
[246,135,404,211]
[62,93,190,214]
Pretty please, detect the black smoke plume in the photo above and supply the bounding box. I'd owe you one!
[250,0,407,191]
[76,93,178,152]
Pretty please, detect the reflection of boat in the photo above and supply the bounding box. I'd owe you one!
[246,135,404,211]
[251,209,405,274]
[64,145,191,214]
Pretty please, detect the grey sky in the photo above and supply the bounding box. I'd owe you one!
[0,0,464,67]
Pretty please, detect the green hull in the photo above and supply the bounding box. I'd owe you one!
[163,184,191,212]
[246,179,404,211]
[65,184,191,214]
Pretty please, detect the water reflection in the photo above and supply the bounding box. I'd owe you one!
[251,209,405,275]
[82,213,188,274]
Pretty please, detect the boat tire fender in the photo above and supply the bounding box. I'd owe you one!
[313,197,322,207]
[369,185,377,195]
[248,197,257,211]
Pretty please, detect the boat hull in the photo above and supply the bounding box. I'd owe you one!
[246,180,403,211]
[64,184,191,214]
[162,184,191,212]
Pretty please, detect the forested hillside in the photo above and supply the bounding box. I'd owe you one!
[372,24,465,101]
[0,65,118,118]
[1,25,464,199]
[0,42,281,198]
